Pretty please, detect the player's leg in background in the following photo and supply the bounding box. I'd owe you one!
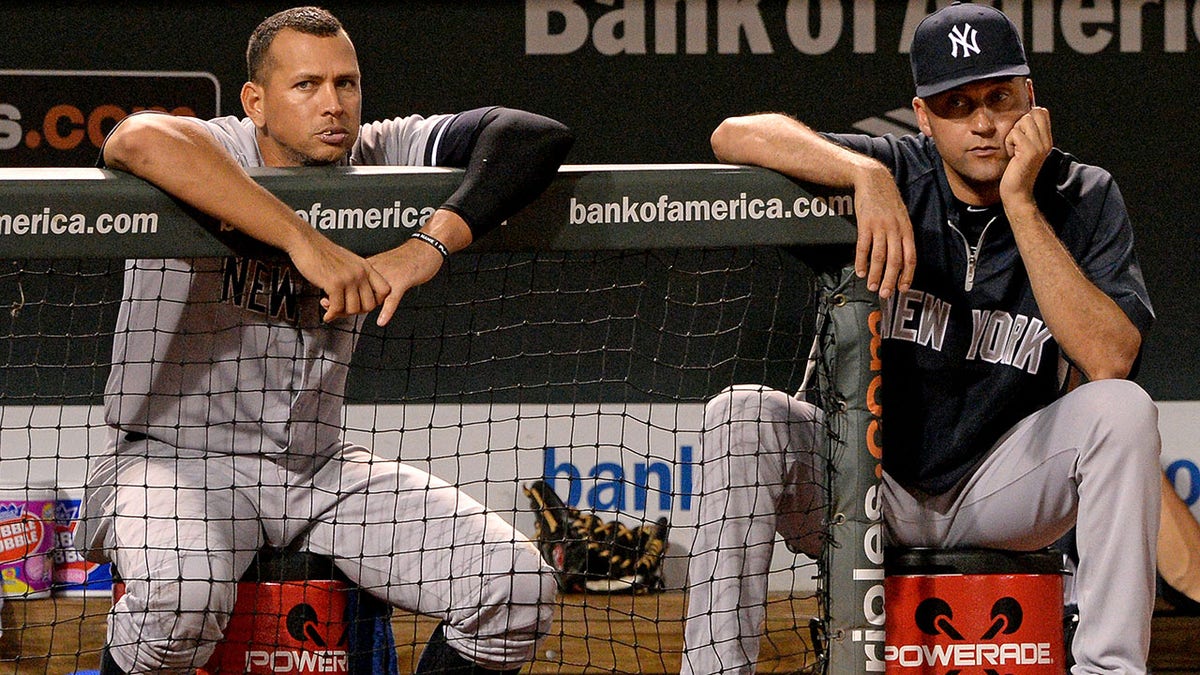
[883,379,1160,675]
[1158,472,1200,610]
[682,385,826,675]
[298,443,556,674]
[84,439,264,673]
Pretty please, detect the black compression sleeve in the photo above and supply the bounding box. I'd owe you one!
[434,107,573,239]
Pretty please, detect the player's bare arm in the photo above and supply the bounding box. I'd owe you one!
[1000,106,1141,380]
[102,112,390,323]
[711,113,915,298]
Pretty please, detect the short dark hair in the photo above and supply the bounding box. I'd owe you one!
[246,6,344,83]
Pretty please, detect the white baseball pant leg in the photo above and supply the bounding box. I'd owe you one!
[84,437,266,674]
[883,379,1160,675]
[295,443,557,671]
[682,385,825,675]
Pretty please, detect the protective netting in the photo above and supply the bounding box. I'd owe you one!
[0,248,847,674]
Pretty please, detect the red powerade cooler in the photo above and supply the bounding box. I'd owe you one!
[112,550,397,674]
[884,548,1066,674]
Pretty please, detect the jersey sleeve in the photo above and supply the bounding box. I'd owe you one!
[193,116,263,167]
[1035,152,1155,340]
[352,113,455,166]
[820,131,894,161]
[353,108,573,238]
[97,112,260,169]
[438,107,573,238]
[1075,177,1155,337]
[820,131,929,187]
[398,108,575,239]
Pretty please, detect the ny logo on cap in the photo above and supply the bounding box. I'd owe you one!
[948,23,981,58]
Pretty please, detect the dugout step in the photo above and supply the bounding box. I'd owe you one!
[9,589,1200,673]
[0,590,820,674]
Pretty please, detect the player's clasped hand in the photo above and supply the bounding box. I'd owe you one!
[291,234,392,323]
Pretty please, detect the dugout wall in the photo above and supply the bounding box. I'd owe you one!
[0,1,1192,407]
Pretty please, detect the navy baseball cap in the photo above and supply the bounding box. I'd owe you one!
[910,2,1030,98]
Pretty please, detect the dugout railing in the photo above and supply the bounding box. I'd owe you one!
[0,165,883,674]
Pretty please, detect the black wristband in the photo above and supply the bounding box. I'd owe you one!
[409,231,449,259]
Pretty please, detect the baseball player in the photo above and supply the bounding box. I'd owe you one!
[682,4,1158,674]
[77,7,572,674]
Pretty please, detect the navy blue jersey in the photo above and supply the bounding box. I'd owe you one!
[826,132,1154,494]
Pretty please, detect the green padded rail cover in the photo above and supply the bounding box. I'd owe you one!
[0,164,855,258]
[818,266,886,674]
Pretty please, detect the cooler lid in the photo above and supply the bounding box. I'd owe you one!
[885,547,1066,576]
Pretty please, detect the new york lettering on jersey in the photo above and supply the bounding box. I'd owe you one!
[220,256,301,323]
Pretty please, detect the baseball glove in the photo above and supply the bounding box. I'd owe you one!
[523,480,669,593]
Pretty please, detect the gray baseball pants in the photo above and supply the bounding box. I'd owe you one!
[682,379,1160,675]
[82,433,555,674]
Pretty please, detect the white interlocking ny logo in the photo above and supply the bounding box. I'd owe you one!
[948,23,981,58]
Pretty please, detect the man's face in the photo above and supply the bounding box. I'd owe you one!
[913,77,1034,199]
[242,28,362,167]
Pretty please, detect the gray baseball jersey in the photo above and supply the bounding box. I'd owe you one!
[103,113,452,457]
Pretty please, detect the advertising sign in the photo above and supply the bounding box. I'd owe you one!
[0,70,219,167]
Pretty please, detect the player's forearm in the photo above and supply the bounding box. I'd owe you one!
[712,114,916,298]
[102,113,316,256]
[1007,202,1142,380]
[710,113,887,190]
